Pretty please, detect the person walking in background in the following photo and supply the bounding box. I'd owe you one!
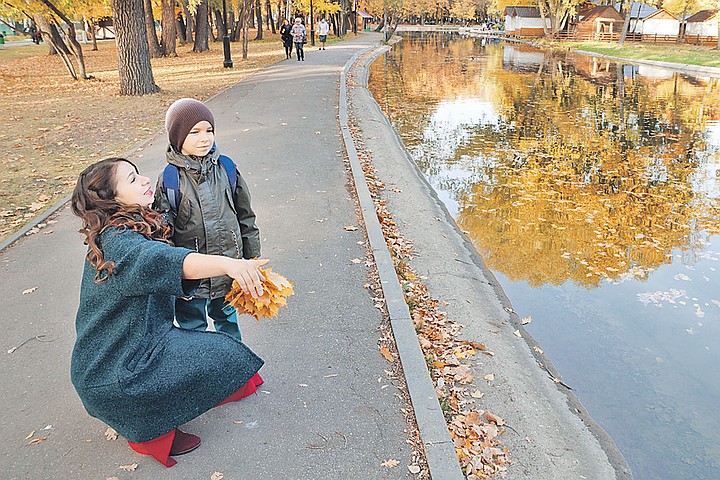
[291,17,306,61]
[280,19,293,59]
[317,17,329,50]
[153,98,261,341]
[70,157,266,467]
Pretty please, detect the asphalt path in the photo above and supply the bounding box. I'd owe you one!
[1,33,415,480]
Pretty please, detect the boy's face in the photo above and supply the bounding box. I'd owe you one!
[181,120,214,157]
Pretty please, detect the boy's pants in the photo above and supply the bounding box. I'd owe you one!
[175,297,241,340]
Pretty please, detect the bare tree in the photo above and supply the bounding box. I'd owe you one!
[112,0,160,95]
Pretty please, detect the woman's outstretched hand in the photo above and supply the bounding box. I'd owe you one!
[227,258,269,299]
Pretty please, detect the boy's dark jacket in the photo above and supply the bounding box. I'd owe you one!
[153,146,261,300]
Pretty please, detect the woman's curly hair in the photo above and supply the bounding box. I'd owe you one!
[71,157,170,282]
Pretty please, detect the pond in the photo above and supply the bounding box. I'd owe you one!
[368,33,720,479]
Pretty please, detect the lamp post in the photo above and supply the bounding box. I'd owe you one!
[310,0,315,46]
[222,0,233,68]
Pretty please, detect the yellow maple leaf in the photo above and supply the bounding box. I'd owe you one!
[225,268,294,319]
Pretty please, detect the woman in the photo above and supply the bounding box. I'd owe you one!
[70,157,267,467]
[280,19,293,59]
[290,17,306,61]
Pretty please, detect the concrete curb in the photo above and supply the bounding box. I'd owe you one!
[340,46,465,479]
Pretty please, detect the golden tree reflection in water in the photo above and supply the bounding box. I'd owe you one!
[369,35,720,288]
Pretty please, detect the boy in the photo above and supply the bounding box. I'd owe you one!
[153,98,261,340]
[317,18,329,50]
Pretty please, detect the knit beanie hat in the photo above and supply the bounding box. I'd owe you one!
[165,98,215,152]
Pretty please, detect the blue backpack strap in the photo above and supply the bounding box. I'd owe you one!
[162,164,180,212]
[219,154,237,191]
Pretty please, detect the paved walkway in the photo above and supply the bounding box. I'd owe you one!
[0,34,418,480]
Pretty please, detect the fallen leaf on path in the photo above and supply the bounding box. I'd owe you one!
[350,258,362,264]
[210,472,224,480]
[484,373,495,382]
[22,287,37,295]
[344,225,358,231]
[118,463,138,472]
[379,346,395,362]
[521,316,532,325]
[25,430,36,440]
[513,329,522,338]
[408,465,421,474]
[381,459,400,468]
[470,390,484,399]
[105,427,118,441]
[27,436,47,445]
[484,411,505,426]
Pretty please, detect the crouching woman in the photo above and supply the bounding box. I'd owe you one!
[70,157,266,467]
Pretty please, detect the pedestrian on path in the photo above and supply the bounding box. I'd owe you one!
[70,157,267,467]
[317,18,329,50]
[280,19,293,59]
[291,17,306,61]
[153,98,261,341]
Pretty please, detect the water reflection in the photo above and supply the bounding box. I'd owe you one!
[369,33,720,479]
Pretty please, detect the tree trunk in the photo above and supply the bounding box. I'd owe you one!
[161,0,177,56]
[209,10,217,41]
[176,12,187,43]
[193,0,210,51]
[215,9,227,37]
[38,0,90,78]
[85,16,98,51]
[182,3,194,44]
[266,0,275,34]
[618,0,631,46]
[35,14,77,78]
[254,0,263,39]
[143,0,162,57]
[112,0,160,95]
[242,0,250,59]
[34,15,62,55]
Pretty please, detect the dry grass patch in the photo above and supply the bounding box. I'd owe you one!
[0,35,285,241]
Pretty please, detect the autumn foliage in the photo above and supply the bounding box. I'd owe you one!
[348,58,509,478]
[225,268,294,319]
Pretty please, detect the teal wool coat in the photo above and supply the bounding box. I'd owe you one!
[71,228,264,442]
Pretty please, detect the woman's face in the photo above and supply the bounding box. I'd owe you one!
[114,161,154,208]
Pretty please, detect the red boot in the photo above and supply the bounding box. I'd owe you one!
[216,373,264,407]
[127,429,177,467]
[127,429,201,467]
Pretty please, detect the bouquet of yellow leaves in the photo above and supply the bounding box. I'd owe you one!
[225,268,294,319]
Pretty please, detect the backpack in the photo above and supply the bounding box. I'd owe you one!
[163,154,237,212]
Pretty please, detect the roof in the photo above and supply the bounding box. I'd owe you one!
[644,9,679,22]
[504,6,541,18]
[613,2,657,19]
[357,10,373,19]
[685,9,718,23]
[578,5,625,22]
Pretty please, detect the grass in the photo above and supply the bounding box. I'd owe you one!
[563,41,720,68]
[0,33,287,242]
